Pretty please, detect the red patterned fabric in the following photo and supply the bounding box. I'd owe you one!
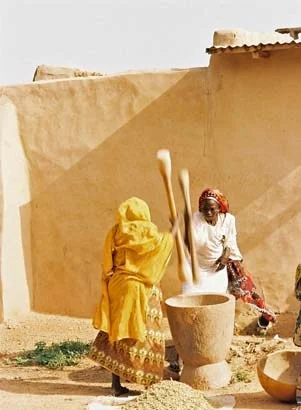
[227,260,276,323]
[199,188,230,213]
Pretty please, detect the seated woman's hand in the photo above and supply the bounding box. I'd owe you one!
[215,247,230,271]
[215,258,226,272]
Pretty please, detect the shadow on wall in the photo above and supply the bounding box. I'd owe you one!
[19,69,209,318]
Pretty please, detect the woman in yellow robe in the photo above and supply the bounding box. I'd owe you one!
[90,197,174,396]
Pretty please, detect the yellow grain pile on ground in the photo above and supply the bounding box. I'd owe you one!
[122,380,213,410]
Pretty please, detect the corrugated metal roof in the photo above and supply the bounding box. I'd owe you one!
[206,40,301,55]
[206,27,301,55]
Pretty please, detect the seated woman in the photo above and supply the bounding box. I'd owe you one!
[168,187,277,374]
[184,188,276,333]
[90,197,175,396]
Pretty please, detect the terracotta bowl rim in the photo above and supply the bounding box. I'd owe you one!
[257,349,301,387]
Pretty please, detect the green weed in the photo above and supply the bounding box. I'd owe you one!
[12,340,91,369]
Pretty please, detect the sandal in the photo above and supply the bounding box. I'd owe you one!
[168,361,181,373]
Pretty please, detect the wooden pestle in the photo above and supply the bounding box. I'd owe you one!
[178,169,202,285]
[156,149,192,283]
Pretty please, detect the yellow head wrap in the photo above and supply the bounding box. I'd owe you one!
[115,197,161,254]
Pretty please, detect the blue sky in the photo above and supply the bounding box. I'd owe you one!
[1,0,300,85]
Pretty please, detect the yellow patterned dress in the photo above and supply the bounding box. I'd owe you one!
[90,197,173,386]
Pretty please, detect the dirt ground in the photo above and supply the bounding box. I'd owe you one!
[0,311,299,410]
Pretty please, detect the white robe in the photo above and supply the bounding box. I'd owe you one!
[182,212,242,295]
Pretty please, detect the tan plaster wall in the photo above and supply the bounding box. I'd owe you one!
[0,96,32,321]
[0,48,300,321]
[208,48,301,313]
[0,69,209,319]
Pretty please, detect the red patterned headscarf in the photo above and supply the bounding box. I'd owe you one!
[199,188,229,214]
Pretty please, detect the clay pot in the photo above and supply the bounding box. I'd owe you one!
[257,350,301,402]
[165,293,235,390]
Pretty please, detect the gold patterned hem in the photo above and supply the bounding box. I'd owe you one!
[89,285,165,386]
